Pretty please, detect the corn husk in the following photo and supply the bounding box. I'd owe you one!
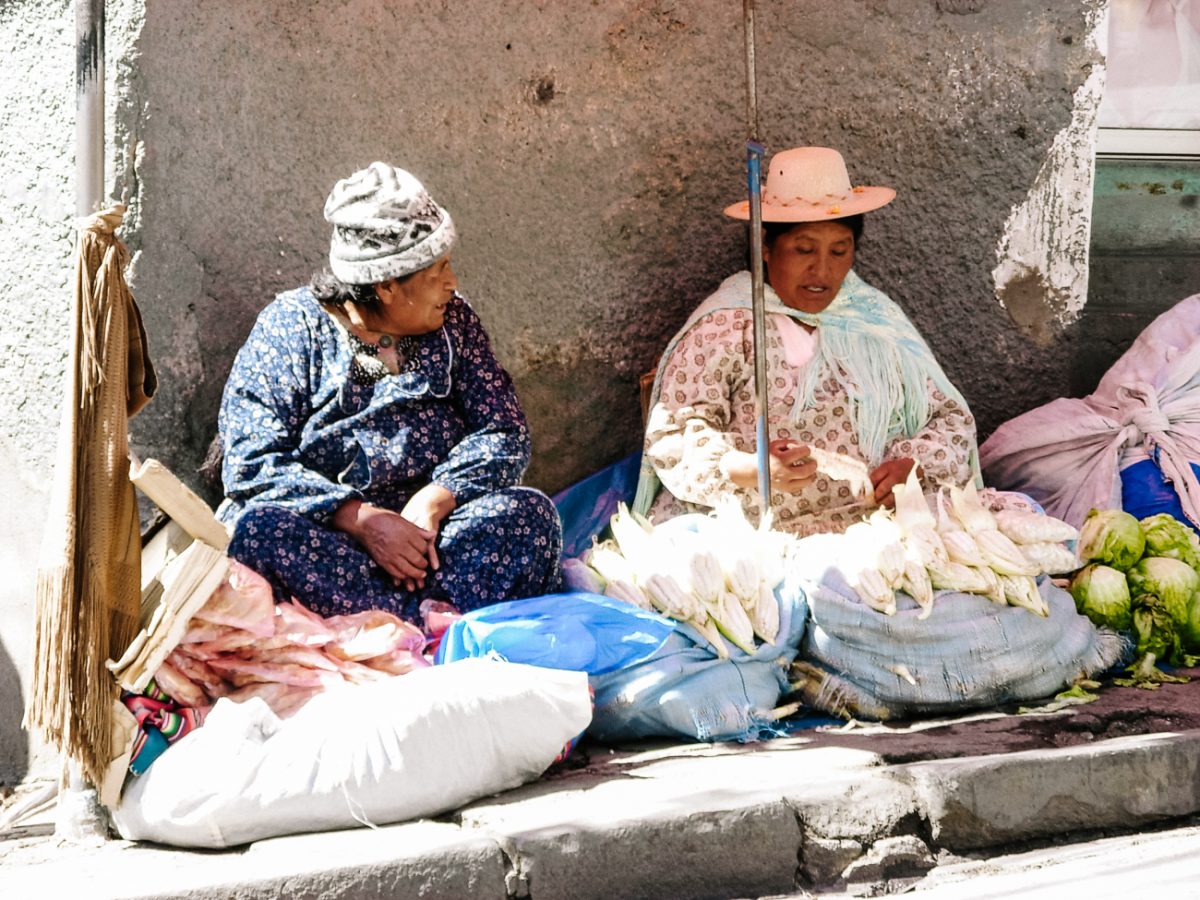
[949,482,998,533]
[710,590,758,654]
[751,581,780,644]
[587,541,637,585]
[604,578,653,611]
[942,531,987,568]
[1020,541,1081,577]
[935,488,964,534]
[927,560,991,594]
[905,523,949,569]
[852,568,897,615]
[976,529,1039,576]
[994,509,1080,545]
[901,558,935,619]
[892,465,936,533]
[999,574,1049,617]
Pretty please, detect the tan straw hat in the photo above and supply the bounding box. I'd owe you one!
[724,146,895,223]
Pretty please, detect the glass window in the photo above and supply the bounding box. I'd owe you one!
[1098,0,1200,156]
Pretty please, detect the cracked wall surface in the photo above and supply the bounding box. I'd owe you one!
[1,0,1107,778]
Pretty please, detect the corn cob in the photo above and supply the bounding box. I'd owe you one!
[942,530,987,568]
[975,529,1039,576]
[688,611,730,659]
[949,482,998,533]
[904,524,949,569]
[926,560,991,594]
[999,574,1049,617]
[643,572,696,621]
[901,558,935,620]
[876,541,908,590]
[604,578,652,611]
[1020,541,1080,576]
[587,541,636,585]
[710,590,758,654]
[865,508,904,544]
[609,503,656,572]
[851,568,897,615]
[975,565,1007,605]
[994,509,1080,545]
[688,549,726,605]
[808,447,873,500]
[751,580,780,644]
[755,532,792,591]
[725,556,761,609]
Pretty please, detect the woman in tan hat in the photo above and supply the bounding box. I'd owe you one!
[218,162,562,619]
[635,147,981,536]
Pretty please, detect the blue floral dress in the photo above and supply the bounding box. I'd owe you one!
[218,287,562,620]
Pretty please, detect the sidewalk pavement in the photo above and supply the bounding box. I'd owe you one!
[4,672,1200,900]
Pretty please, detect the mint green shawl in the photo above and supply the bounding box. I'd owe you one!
[632,269,982,515]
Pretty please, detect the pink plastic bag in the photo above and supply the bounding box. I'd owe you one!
[192,561,276,637]
[322,609,427,662]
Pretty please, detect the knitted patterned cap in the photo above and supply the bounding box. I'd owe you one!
[324,162,457,285]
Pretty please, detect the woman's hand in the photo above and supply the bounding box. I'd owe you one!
[333,499,438,591]
[721,440,817,495]
[870,458,918,508]
[400,483,458,576]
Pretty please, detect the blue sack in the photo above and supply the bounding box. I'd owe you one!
[551,452,641,559]
[589,577,808,744]
[435,591,676,676]
[1121,458,1200,532]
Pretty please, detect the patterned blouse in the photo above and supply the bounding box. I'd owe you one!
[218,288,531,524]
[644,307,977,536]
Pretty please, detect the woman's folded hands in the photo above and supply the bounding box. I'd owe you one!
[333,494,450,591]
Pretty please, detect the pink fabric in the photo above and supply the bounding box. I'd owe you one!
[771,313,817,369]
[150,568,440,720]
[192,561,276,637]
[980,295,1200,528]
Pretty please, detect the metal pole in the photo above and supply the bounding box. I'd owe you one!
[58,0,110,842]
[743,0,771,521]
[76,0,105,216]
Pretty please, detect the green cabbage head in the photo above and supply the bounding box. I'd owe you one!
[1132,593,1185,665]
[1139,514,1200,570]
[1069,564,1131,631]
[1077,509,1145,571]
[1126,556,1200,625]
[1183,591,1200,653]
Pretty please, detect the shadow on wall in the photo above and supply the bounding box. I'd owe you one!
[0,637,30,785]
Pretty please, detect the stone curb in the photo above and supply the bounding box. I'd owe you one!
[2,730,1199,899]
[901,729,1200,851]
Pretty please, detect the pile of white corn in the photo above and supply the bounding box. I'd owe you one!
[582,501,794,657]
[844,468,1080,618]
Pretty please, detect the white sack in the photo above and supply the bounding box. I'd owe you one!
[112,658,592,848]
[980,295,1200,528]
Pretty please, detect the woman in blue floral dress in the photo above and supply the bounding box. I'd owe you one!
[218,162,561,620]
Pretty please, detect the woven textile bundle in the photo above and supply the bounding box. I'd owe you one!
[25,205,156,784]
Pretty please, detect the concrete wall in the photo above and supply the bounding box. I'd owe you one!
[0,0,1107,781]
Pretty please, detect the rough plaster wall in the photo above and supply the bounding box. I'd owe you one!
[119,0,1105,500]
[0,0,141,784]
[993,4,1106,343]
[0,0,1104,777]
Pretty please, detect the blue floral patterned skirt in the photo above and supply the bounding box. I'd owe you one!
[227,486,562,620]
